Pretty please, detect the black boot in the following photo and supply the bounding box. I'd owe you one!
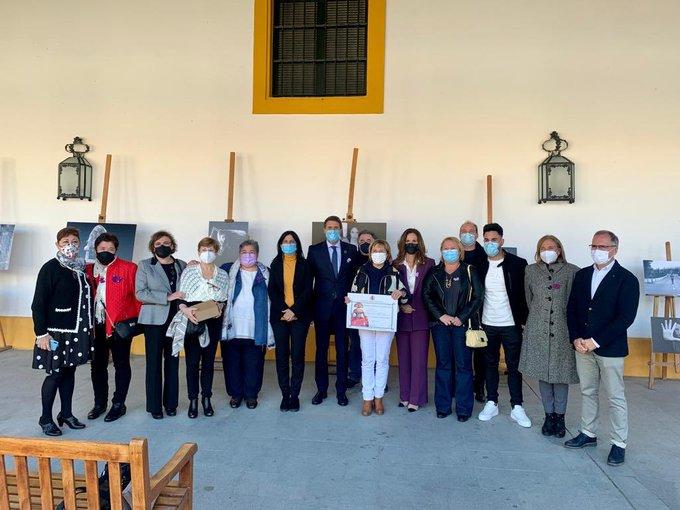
[39,418,62,436]
[188,399,199,419]
[56,413,86,430]
[541,413,555,436]
[553,413,566,438]
[202,397,214,417]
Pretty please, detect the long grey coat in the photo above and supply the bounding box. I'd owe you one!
[519,261,579,384]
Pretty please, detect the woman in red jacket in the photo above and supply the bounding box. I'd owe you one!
[85,233,141,422]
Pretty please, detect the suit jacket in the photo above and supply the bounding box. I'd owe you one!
[567,260,640,357]
[268,254,314,324]
[396,257,435,332]
[307,241,360,321]
[478,250,529,327]
[135,257,187,325]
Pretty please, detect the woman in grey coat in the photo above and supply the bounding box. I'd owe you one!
[519,235,579,438]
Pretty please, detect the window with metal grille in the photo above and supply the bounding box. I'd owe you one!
[272,0,368,97]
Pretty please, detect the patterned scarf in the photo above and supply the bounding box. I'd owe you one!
[56,251,85,272]
[93,259,109,324]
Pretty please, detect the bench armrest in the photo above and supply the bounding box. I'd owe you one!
[149,443,198,501]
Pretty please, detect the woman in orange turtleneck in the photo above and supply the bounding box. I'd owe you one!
[267,231,313,412]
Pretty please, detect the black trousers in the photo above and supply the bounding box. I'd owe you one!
[314,301,349,395]
[91,324,133,407]
[473,347,487,395]
[272,320,310,398]
[482,324,523,407]
[41,366,76,420]
[225,338,265,400]
[144,321,179,414]
[184,316,221,400]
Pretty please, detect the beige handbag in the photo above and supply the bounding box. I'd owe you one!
[464,265,488,348]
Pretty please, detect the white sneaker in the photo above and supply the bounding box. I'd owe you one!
[478,401,499,421]
[510,405,532,428]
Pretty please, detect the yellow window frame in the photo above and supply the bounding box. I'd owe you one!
[252,0,386,114]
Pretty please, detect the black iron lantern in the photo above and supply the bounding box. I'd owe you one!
[538,131,575,204]
[57,137,93,200]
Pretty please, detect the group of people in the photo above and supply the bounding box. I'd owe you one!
[31,216,639,466]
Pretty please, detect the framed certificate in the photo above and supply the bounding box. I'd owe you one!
[346,293,398,333]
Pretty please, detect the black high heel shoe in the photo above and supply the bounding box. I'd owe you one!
[56,414,86,430]
[202,397,214,417]
[188,399,199,419]
[39,418,62,436]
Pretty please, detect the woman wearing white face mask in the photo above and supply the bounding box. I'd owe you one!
[32,228,94,436]
[169,237,229,418]
[519,235,579,438]
[347,240,408,416]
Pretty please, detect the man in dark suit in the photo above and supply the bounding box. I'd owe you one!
[307,215,360,406]
[564,230,639,466]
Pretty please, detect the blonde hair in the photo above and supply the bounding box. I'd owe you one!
[369,240,393,263]
[439,236,465,263]
[534,235,567,263]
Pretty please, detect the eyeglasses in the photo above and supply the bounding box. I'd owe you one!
[589,245,615,250]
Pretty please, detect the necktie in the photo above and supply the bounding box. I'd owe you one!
[331,245,338,277]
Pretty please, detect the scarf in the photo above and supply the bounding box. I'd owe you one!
[56,251,85,272]
[93,259,110,325]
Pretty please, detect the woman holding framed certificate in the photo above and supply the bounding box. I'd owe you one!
[348,240,408,416]
[422,236,484,422]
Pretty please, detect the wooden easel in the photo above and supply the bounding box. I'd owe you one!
[0,321,11,353]
[486,175,493,223]
[98,154,112,223]
[225,152,236,223]
[344,147,359,224]
[648,241,680,389]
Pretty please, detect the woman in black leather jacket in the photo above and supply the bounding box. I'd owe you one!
[422,236,484,421]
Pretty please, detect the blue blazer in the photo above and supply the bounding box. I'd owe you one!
[307,241,360,321]
[566,260,640,357]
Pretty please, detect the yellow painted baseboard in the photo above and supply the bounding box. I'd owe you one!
[2,316,678,380]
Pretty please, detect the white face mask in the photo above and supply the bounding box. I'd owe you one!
[591,249,612,266]
[199,251,216,264]
[59,242,80,259]
[540,250,558,264]
[371,252,387,265]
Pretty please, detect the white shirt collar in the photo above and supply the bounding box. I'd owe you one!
[593,259,615,274]
[327,240,340,249]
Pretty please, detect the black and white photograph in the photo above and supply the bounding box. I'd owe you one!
[311,222,387,246]
[66,222,137,263]
[0,224,15,271]
[650,317,680,354]
[208,221,249,267]
[643,260,680,296]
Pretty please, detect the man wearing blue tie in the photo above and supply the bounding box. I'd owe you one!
[307,216,360,406]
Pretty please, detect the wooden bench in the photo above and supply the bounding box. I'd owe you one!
[0,436,197,509]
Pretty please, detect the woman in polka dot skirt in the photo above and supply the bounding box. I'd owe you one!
[31,227,94,436]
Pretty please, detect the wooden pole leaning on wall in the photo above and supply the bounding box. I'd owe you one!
[344,148,359,224]
[226,152,236,223]
[0,321,11,352]
[486,175,493,224]
[97,154,112,223]
[648,241,678,389]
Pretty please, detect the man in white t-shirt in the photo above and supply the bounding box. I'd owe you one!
[476,223,531,428]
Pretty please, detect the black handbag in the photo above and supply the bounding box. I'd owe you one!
[55,463,132,510]
[113,317,143,340]
[185,319,206,337]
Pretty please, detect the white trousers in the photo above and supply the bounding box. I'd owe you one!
[359,330,394,400]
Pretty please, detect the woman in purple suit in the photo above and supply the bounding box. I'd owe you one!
[394,228,435,412]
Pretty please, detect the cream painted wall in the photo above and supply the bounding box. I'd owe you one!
[1,0,679,339]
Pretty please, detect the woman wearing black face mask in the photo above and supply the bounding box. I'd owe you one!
[135,231,186,419]
[85,233,141,423]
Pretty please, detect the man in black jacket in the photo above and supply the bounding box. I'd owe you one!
[476,223,531,428]
[307,216,360,406]
[564,230,639,466]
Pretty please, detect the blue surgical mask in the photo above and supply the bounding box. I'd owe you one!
[442,249,460,263]
[460,233,476,246]
[484,241,500,257]
[325,229,341,243]
[281,243,297,255]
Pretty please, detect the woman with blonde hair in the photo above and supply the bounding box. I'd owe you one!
[348,240,408,416]
[519,235,579,438]
[422,236,484,421]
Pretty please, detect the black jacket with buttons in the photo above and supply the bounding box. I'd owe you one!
[478,250,529,327]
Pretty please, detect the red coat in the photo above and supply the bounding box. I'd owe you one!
[86,258,142,337]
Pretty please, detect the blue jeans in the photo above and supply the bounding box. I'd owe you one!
[432,324,473,416]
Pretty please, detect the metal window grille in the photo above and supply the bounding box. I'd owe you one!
[272,0,368,97]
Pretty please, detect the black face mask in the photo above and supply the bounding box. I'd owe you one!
[154,245,173,259]
[404,243,419,255]
[96,251,116,265]
[359,242,371,255]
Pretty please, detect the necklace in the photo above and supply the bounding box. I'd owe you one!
[445,274,453,288]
